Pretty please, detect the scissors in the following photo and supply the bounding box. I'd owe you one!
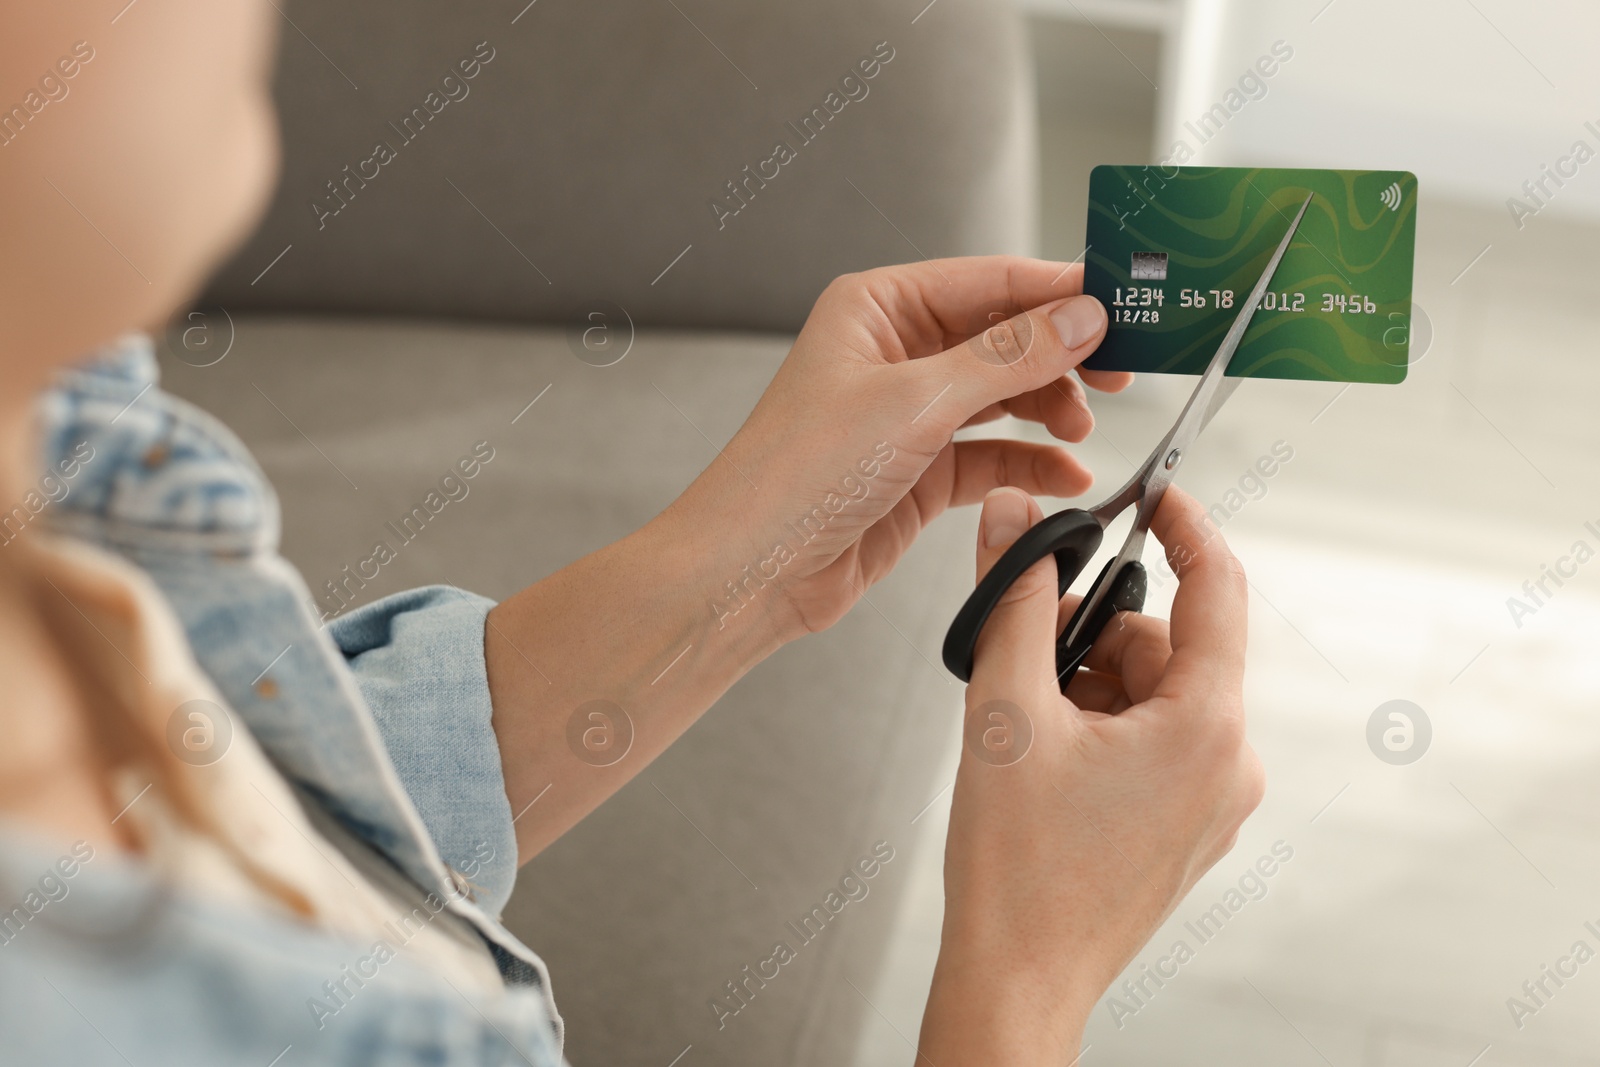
[942,192,1314,692]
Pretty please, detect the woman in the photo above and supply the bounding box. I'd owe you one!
[0,3,1262,1064]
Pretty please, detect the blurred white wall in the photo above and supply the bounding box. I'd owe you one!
[1165,0,1600,223]
[864,4,1600,1065]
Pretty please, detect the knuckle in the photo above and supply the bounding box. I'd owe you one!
[1055,370,1087,405]
[1237,746,1266,814]
[1214,702,1249,745]
[968,315,1033,368]
[1028,446,1052,490]
[1200,549,1248,596]
[1217,550,1247,583]
[987,318,1023,351]
[820,272,865,305]
[1183,696,1249,761]
[992,448,1013,491]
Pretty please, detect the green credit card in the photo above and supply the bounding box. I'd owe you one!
[1081,165,1417,382]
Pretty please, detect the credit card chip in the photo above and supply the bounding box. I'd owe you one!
[1131,252,1168,280]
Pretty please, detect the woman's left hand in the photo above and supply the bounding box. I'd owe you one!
[491,255,1129,861]
[667,255,1128,644]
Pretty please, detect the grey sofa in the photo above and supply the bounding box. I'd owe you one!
[162,2,1038,1063]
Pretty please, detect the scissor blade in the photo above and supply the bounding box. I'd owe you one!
[1142,192,1313,492]
[1061,195,1313,657]
[1196,375,1243,436]
[1084,194,1311,527]
[1082,366,1243,526]
[1173,193,1313,447]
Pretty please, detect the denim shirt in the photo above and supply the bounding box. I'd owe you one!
[1,335,565,1066]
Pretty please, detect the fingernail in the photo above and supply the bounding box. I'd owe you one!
[981,487,1031,549]
[1048,295,1106,349]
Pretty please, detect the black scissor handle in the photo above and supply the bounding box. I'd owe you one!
[1054,558,1148,688]
[941,508,1103,683]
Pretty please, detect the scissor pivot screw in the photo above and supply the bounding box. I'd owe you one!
[1164,448,1182,470]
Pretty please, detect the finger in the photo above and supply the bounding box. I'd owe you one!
[960,377,1096,442]
[999,375,1094,443]
[1063,668,1133,715]
[945,439,1093,507]
[1078,367,1135,393]
[1051,592,1171,705]
[855,440,1090,584]
[969,487,1060,689]
[851,257,1086,356]
[1074,611,1173,706]
[916,295,1108,426]
[1147,488,1248,705]
[974,486,1045,582]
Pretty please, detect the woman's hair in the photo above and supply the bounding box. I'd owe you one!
[4,542,315,920]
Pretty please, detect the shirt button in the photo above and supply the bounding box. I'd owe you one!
[142,443,170,468]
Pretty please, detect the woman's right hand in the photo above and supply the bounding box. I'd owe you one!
[918,485,1265,1064]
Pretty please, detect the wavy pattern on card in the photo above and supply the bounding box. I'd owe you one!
[1083,166,1417,383]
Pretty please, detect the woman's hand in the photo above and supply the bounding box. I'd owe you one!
[666,256,1126,645]
[489,256,1128,863]
[918,486,1264,1064]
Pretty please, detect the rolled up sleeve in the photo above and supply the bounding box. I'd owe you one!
[327,586,517,916]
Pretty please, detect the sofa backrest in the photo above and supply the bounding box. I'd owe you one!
[204,0,1036,332]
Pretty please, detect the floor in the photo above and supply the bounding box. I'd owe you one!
[856,14,1600,1067]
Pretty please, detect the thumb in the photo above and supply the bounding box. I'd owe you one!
[969,487,1060,695]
